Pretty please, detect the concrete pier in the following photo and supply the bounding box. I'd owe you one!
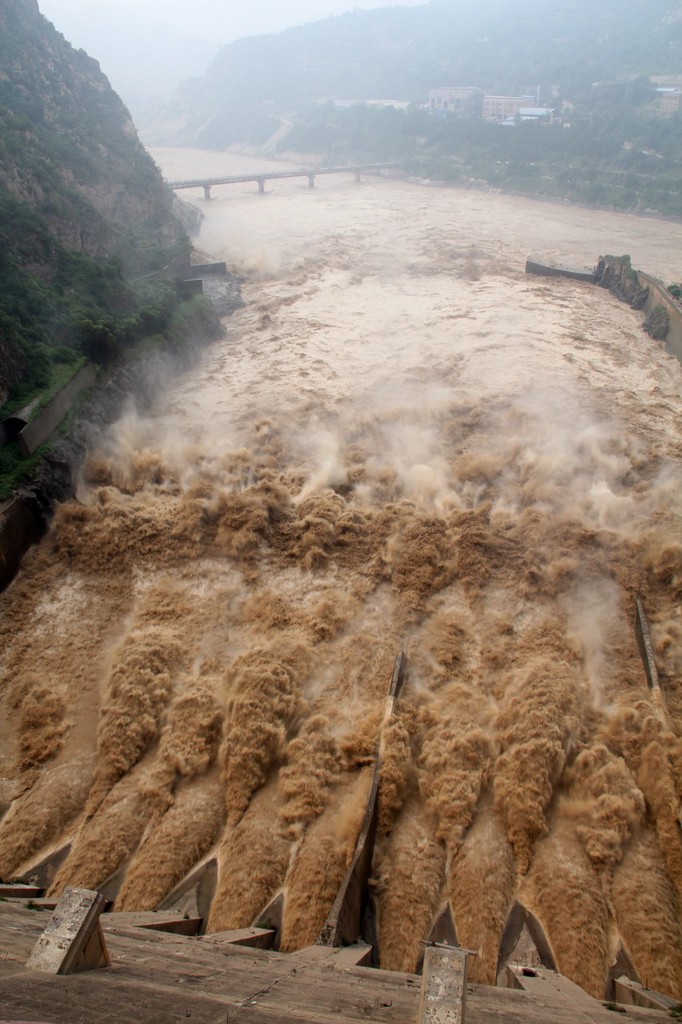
[317,652,406,951]
[418,944,470,1024]
[634,596,660,690]
[26,886,109,975]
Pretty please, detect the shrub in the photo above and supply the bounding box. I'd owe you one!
[78,318,122,365]
[52,345,79,364]
[643,304,670,341]
[0,443,22,476]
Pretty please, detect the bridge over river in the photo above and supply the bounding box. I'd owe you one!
[166,163,400,199]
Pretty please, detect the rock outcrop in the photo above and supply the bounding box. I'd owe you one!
[595,255,649,310]
[0,0,180,263]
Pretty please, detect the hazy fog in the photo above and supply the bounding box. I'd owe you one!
[39,0,428,46]
[37,0,427,117]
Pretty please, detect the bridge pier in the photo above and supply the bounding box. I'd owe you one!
[203,185,211,201]
[355,172,361,183]
[307,174,315,189]
[257,178,265,194]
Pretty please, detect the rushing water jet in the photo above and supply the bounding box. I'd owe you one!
[0,152,681,998]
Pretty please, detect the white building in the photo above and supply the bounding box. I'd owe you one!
[428,87,483,118]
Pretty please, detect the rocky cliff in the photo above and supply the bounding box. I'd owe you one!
[0,0,179,262]
[0,0,188,404]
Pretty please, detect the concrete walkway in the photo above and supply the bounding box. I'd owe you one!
[0,904,673,1024]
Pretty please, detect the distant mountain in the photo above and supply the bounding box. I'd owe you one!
[143,0,682,147]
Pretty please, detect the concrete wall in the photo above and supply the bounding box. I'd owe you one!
[526,259,595,283]
[0,498,43,590]
[177,279,204,300]
[638,271,682,365]
[186,262,228,279]
[19,364,96,457]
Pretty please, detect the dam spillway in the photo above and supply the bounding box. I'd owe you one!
[0,153,681,1003]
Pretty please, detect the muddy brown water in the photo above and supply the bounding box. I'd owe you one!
[0,150,680,998]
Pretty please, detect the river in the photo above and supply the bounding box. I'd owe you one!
[0,150,680,997]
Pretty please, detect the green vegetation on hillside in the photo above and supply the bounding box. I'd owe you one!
[0,176,190,407]
[0,290,218,501]
[279,93,682,215]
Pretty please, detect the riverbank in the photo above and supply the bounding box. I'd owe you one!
[435,175,682,228]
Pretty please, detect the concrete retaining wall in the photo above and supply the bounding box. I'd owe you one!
[638,271,682,364]
[0,498,43,590]
[186,262,228,279]
[526,259,596,283]
[18,364,96,457]
[177,279,204,300]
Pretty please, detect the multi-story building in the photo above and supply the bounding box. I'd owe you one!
[481,95,528,121]
[656,88,682,117]
[428,87,483,118]
[428,88,555,124]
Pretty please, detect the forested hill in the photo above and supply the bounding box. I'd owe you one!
[144,0,682,146]
[0,0,186,409]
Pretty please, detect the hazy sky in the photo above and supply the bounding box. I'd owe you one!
[39,0,428,45]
